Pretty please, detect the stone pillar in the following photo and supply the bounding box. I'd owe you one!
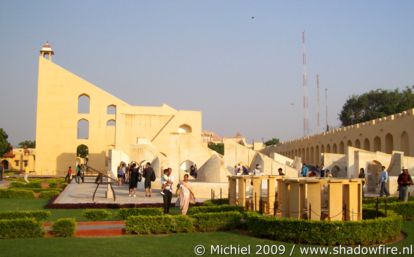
[237,177,246,207]
[281,180,289,217]
[345,179,360,221]
[288,180,301,219]
[228,176,237,205]
[307,180,321,220]
[267,175,276,215]
[328,180,343,221]
[252,176,261,211]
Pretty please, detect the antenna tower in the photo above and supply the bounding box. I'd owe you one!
[302,31,309,136]
[316,74,320,133]
[325,88,329,131]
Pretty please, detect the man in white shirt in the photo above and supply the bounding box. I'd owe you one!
[379,166,390,197]
[161,168,174,214]
[252,164,262,175]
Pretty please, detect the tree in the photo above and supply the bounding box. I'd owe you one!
[208,143,224,155]
[76,144,89,158]
[339,86,414,126]
[18,140,36,148]
[264,138,280,146]
[0,128,11,156]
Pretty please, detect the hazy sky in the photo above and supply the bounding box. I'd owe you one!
[1,0,414,146]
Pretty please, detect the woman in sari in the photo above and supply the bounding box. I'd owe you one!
[178,174,195,215]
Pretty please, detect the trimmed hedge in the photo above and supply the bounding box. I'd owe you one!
[126,215,194,234]
[363,196,414,205]
[387,202,414,220]
[0,210,51,221]
[39,190,61,199]
[10,181,42,189]
[119,208,163,220]
[52,218,76,237]
[83,209,112,221]
[246,211,402,245]
[0,189,35,198]
[203,198,229,206]
[188,205,244,215]
[192,211,243,232]
[0,218,44,239]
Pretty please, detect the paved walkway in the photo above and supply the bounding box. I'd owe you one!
[54,179,179,204]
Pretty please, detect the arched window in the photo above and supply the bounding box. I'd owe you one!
[178,124,192,134]
[401,131,410,156]
[385,133,393,154]
[333,144,338,153]
[363,138,370,151]
[355,139,361,148]
[315,146,320,165]
[106,119,116,126]
[310,147,314,164]
[107,105,116,115]
[77,119,89,139]
[78,94,90,114]
[326,144,331,153]
[339,141,345,154]
[374,136,381,151]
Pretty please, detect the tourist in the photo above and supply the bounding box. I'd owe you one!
[75,164,82,184]
[379,166,390,197]
[398,168,413,202]
[278,168,285,176]
[253,164,262,175]
[234,163,242,175]
[242,165,249,175]
[325,169,333,178]
[65,166,73,183]
[23,165,30,184]
[301,163,309,177]
[143,162,155,197]
[190,164,198,179]
[81,164,86,183]
[161,168,174,214]
[358,168,366,197]
[177,174,195,215]
[128,163,139,197]
[117,162,124,186]
[320,165,326,177]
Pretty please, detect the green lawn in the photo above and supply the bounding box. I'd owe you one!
[0,223,412,257]
[0,199,413,257]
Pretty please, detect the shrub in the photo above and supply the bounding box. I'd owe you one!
[126,215,194,234]
[118,208,163,220]
[52,218,76,237]
[83,209,112,221]
[0,210,51,221]
[192,211,242,232]
[188,205,244,215]
[0,189,35,198]
[246,210,402,245]
[10,181,41,189]
[39,190,61,199]
[203,198,229,206]
[0,218,44,239]
[387,202,414,220]
[48,182,57,188]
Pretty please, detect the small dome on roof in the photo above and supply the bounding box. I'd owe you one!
[40,41,54,55]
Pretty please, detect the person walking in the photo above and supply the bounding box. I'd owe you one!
[117,162,125,186]
[398,168,413,202]
[358,168,366,197]
[65,166,73,183]
[379,166,390,197]
[75,164,82,184]
[23,165,30,184]
[177,174,195,215]
[143,162,155,197]
[161,168,174,214]
[128,163,140,197]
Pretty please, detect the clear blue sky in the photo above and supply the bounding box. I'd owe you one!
[1,0,413,146]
